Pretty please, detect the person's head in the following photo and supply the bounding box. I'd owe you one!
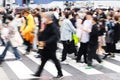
[114,16,119,21]
[92,17,98,25]
[98,9,103,14]
[64,12,73,19]
[34,8,40,13]
[54,7,60,13]
[43,12,54,24]
[22,9,30,17]
[15,13,21,18]
[86,12,93,20]
[6,15,13,23]
[74,14,80,19]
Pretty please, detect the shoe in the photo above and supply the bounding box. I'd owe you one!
[0,59,4,65]
[54,74,63,79]
[31,49,38,52]
[102,53,110,59]
[76,60,84,63]
[35,55,41,58]
[61,61,68,64]
[16,58,22,60]
[110,53,115,57]
[32,74,40,77]
[85,66,93,69]
[24,51,30,55]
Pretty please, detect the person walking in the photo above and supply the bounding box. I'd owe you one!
[20,9,35,54]
[86,17,103,69]
[76,12,93,63]
[33,12,63,78]
[0,15,21,62]
[60,12,76,63]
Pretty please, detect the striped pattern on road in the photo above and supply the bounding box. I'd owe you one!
[0,46,120,80]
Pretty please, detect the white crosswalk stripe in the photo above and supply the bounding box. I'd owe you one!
[0,46,120,80]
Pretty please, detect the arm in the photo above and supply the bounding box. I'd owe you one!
[22,15,35,35]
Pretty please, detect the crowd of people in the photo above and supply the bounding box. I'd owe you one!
[0,7,120,78]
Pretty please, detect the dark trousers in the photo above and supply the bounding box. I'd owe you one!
[35,49,63,76]
[87,44,102,66]
[24,39,32,52]
[61,41,77,61]
[76,42,88,63]
[61,41,69,61]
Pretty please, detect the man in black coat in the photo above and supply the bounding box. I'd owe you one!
[86,17,103,69]
[33,12,63,78]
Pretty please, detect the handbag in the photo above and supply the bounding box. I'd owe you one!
[72,34,79,45]
[115,41,120,50]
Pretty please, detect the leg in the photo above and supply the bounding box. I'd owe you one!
[93,45,102,63]
[61,41,68,61]
[34,57,48,76]
[76,43,87,63]
[0,41,10,59]
[24,40,32,54]
[51,53,63,76]
[12,47,21,59]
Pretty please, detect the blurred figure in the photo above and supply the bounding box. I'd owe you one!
[103,15,115,59]
[97,19,106,55]
[20,9,35,54]
[86,17,103,69]
[33,12,63,78]
[60,12,76,63]
[76,12,93,63]
[0,16,21,62]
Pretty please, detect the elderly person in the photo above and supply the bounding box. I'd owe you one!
[33,12,63,78]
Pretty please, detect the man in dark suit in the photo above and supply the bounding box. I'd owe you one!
[33,12,63,78]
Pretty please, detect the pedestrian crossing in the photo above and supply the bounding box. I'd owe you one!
[0,46,120,80]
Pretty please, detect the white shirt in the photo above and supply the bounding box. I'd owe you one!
[80,20,92,43]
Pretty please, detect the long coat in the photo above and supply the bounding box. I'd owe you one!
[20,14,35,43]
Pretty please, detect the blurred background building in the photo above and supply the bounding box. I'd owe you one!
[0,0,120,10]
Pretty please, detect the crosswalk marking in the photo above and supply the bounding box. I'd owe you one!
[26,52,72,77]
[112,55,120,62]
[17,47,72,76]
[0,67,9,80]
[57,52,103,75]
[1,46,120,79]
[102,60,120,73]
[6,61,35,79]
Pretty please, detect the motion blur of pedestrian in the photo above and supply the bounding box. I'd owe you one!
[20,9,35,55]
[60,12,76,63]
[86,17,103,69]
[0,15,21,63]
[33,12,63,78]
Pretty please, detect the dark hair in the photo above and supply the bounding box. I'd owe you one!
[22,9,30,14]
[93,17,98,23]
[114,16,119,21]
[6,15,13,21]
[34,8,40,11]
[64,12,72,19]
[86,12,93,16]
